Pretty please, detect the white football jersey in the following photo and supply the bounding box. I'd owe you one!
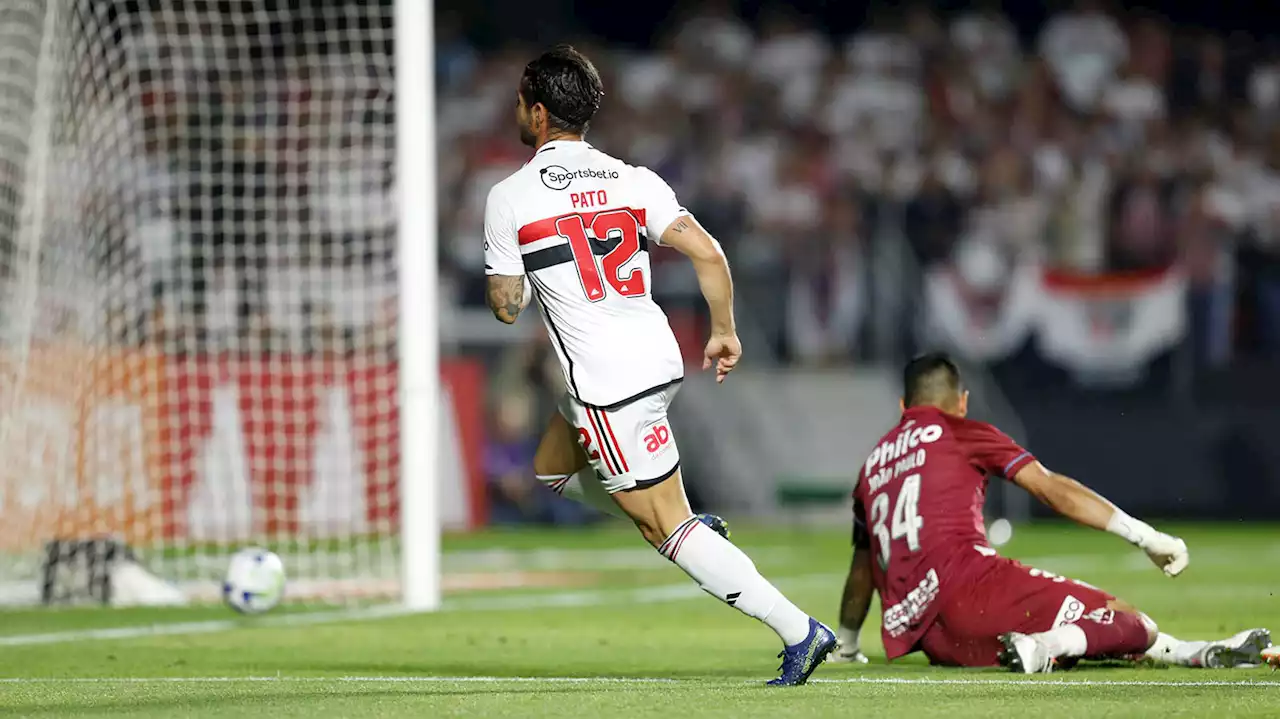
[484,140,687,408]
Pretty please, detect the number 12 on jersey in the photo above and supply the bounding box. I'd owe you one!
[869,473,924,569]
[554,210,646,302]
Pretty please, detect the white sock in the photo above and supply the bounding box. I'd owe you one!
[657,515,812,646]
[537,470,627,520]
[1035,624,1088,658]
[1146,632,1210,666]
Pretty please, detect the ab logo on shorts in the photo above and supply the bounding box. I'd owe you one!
[643,420,673,460]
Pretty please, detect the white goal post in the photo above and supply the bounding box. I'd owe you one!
[0,0,441,608]
[395,0,440,611]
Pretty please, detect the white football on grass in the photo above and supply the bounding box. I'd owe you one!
[223,548,286,614]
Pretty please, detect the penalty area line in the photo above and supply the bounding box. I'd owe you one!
[0,676,1275,688]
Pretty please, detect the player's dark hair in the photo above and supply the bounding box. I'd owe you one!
[903,352,963,408]
[519,44,604,135]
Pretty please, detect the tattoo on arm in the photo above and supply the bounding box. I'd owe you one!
[486,275,525,324]
[670,218,691,233]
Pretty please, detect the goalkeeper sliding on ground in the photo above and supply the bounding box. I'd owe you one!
[830,353,1272,672]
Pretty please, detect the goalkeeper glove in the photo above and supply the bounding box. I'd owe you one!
[1107,510,1189,577]
[829,627,870,664]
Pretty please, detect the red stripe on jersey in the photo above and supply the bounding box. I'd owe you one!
[589,407,627,476]
[518,208,648,246]
[599,411,630,473]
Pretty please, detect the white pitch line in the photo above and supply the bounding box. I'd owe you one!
[0,676,1275,688]
[0,604,419,647]
[0,676,676,685]
[0,574,838,647]
[812,677,1280,688]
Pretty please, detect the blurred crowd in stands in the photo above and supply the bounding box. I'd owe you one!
[440,0,1280,371]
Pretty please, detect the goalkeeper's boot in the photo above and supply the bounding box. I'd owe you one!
[766,617,836,686]
[998,632,1056,674]
[1200,628,1272,668]
[1263,644,1279,671]
[695,513,730,540]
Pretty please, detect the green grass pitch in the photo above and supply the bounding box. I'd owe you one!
[0,522,1276,717]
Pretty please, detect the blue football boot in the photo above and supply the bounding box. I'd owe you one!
[695,512,730,539]
[766,617,836,686]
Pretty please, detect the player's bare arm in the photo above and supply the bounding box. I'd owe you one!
[1012,461,1189,577]
[833,516,874,664]
[659,215,740,383]
[486,274,527,324]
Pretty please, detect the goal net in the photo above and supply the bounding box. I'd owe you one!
[0,0,408,605]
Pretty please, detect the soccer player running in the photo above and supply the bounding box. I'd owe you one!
[482,45,835,685]
[831,353,1272,672]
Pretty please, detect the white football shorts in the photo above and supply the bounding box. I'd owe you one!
[558,384,682,494]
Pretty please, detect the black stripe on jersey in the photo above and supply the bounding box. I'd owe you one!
[535,142,592,154]
[588,407,626,477]
[524,233,649,273]
[587,378,684,412]
[527,275,581,398]
[627,461,681,491]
